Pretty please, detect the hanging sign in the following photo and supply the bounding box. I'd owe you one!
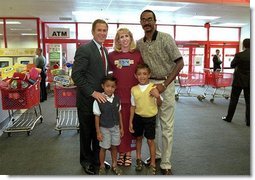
[48,28,70,38]
[0,48,36,56]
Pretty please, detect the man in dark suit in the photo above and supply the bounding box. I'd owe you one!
[213,49,222,71]
[71,19,110,175]
[222,38,250,126]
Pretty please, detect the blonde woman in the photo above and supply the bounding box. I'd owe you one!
[108,28,143,167]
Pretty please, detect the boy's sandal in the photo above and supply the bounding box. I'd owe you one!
[99,167,106,175]
[124,155,132,167]
[117,153,125,166]
[147,165,156,175]
[111,166,122,175]
[135,159,143,171]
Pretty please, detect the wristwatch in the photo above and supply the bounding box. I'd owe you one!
[161,82,167,89]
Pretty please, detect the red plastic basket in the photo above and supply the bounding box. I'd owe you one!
[204,69,212,85]
[1,80,40,110]
[207,72,233,88]
[54,85,77,108]
[178,72,205,87]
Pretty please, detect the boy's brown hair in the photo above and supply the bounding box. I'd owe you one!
[135,63,151,74]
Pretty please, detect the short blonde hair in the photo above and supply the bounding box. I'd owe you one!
[113,28,136,52]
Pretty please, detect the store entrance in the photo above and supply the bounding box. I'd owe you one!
[178,45,205,73]
[209,46,238,73]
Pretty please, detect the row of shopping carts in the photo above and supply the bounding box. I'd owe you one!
[0,78,79,136]
[175,69,233,102]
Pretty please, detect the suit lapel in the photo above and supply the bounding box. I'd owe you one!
[90,41,108,74]
[90,41,102,60]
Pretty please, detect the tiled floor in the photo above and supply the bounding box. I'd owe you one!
[0,86,250,176]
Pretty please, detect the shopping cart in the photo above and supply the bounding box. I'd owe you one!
[54,85,79,134]
[0,79,43,136]
[197,71,233,102]
[175,72,205,101]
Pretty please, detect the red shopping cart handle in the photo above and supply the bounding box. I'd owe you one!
[179,73,188,78]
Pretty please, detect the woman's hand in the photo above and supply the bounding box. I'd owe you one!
[129,123,134,133]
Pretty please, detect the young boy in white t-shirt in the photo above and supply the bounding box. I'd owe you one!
[129,63,162,175]
[93,75,124,175]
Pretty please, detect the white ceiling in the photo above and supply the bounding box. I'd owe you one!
[0,0,250,27]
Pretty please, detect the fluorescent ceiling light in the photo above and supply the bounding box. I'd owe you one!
[72,11,108,22]
[0,33,2,35]
[11,28,32,31]
[59,17,72,21]
[144,5,181,12]
[0,21,21,24]
[192,16,220,20]
[217,23,246,27]
[21,33,37,36]
[72,11,86,16]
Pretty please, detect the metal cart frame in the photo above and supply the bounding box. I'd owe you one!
[54,85,79,134]
[197,71,233,102]
[175,72,205,101]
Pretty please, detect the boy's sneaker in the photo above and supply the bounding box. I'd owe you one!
[135,159,143,171]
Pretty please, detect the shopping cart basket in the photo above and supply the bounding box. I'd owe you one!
[54,85,79,134]
[175,72,205,101]
[197,71,233,102]
[0,79,43,136]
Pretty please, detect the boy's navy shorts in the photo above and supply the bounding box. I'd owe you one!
[132,113,156,140]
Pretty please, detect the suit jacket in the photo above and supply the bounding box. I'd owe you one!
[71,40,109,113]
[231,48,250,88]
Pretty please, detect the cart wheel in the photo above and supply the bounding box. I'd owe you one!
[175,94,179,101]
[77,129,80,133]
[225,96,229,99]
[27,131,31,136]
[40,117,43,123]
[8,132,11,137]
[59,130,62,135]
[210,98,214,103]
[197,95,203,101]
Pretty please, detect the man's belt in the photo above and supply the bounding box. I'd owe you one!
[149,76,167,80]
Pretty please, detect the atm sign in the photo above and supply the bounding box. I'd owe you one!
[48,28,70,38]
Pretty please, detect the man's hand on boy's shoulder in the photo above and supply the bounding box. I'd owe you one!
[92,91,107,103]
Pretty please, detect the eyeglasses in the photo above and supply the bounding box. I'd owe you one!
[140,17,154,23]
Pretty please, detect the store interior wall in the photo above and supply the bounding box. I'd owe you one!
[240,24,250,49]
